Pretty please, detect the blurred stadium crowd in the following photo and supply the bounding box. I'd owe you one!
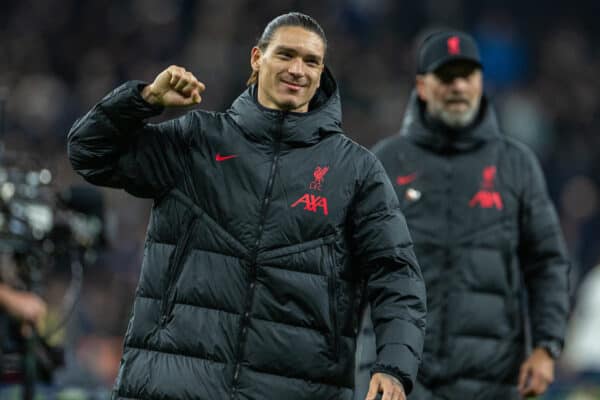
[1,0,599,397]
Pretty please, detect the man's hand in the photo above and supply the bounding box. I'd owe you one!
[142,65,206,107]
[518,347,555,397]
[365,372,406,400]
[0,284,47,325]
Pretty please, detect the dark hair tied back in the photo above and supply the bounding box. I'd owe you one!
[247,12,327,85]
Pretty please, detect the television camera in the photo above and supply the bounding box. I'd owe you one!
[0,153,104,399]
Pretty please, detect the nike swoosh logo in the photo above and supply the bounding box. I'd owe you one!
[215,153,238,162]
[396,172,418,185]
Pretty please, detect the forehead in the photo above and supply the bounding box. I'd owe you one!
[267,26,325,57]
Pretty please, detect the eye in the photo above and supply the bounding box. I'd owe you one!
[305,57,321,67]
[439,74,456,84]
[278,52,293,60]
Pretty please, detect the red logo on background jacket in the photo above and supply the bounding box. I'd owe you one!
[396,172,418,186]
[469,166,503,210]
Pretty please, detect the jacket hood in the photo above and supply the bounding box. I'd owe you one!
[400,90,501,153]
[228,67,343,147]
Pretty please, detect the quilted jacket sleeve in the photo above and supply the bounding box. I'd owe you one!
[518,147,570,351]
[351,156,427,394]
[67,81,195,198]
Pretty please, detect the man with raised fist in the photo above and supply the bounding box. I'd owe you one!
[68,12,426,400]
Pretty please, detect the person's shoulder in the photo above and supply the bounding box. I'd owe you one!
[173,109,233,145]
[496,134,540,164]
[321,134,383,180]
[186,109,234,131]
[370,134,406,167]
[188,108,228,123]
[371,134,404,155]
[330,134,379,163]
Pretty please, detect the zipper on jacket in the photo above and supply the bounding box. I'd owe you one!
[159,216,198,327]
[437,158,453,358]
[437,250,451,358]
[231,115,284,397]
[327,245,340,361]
[249,113,285,257]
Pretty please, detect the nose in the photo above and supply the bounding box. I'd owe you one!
[449,77,469,91]
[288,58,305,76]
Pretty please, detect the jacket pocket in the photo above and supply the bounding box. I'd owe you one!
[159,216,199,327]
[327,244,340,361]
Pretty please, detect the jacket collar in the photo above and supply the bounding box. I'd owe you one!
[227,67,343,147]
[400,90,501,153]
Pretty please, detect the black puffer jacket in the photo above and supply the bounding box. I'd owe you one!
[372,92,569,399]
[67,71,427,400]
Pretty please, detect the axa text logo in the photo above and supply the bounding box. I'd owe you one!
[291,194,329,216]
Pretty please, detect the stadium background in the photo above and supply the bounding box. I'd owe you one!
[1,0,599,398]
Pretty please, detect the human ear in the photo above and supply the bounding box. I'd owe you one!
[415,75,427,101]
[250,47,262,72]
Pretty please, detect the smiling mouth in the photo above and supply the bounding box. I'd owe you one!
[281,80,304,90]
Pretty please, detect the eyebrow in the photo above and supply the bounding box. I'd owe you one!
[273,45,323,63]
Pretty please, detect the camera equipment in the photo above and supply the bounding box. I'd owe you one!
[0,94,104,399]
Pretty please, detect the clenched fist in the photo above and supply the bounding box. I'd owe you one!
[142,65,206,107]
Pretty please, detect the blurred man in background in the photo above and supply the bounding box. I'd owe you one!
[362,30,570,399]
[67,12,426,400]
[0,255,47,372]
[0,261,47,398]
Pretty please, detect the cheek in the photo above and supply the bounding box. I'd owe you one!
[432,87,447,102]
[470,77,483,95]
[310,76,321,90]
[302,74,320,94]
[468,85,482,101]
[258,67,271,83]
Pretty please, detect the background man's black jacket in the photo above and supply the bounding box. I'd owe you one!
[371,92,569,399]
[67,71,427,400]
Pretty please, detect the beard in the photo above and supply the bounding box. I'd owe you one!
[276,99,300,111]
[430,97,482,129]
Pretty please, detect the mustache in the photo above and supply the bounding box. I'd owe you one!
[445,97,470,104]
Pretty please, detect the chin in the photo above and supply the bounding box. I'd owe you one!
[440,111,476,128]
[276,98,302,111]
